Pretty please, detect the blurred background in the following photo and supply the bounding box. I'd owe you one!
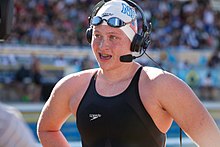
[0,0,220,146]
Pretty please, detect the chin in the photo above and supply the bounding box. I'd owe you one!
[100,63,124,72]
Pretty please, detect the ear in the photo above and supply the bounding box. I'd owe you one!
[0,0,14,40]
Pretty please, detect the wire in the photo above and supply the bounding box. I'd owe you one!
[144,52,165,71]
[180,127,182,147]
[134,46,165,71]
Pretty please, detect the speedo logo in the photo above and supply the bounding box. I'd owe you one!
[89,114,102,121]
[102,13,113,17]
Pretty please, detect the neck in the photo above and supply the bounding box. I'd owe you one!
[98,62,139,84]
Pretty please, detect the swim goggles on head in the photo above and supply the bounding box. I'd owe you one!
[91,16,133,28]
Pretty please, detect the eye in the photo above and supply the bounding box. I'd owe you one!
[94,33,101,38]
[109,35,119,40]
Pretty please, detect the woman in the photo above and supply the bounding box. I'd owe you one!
[37,0,220,146]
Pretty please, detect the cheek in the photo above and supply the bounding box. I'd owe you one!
[119,42,131,54]
[91,41,99,53]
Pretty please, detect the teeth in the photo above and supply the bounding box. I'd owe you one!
[99,53,112,60]
[101,54,109,57]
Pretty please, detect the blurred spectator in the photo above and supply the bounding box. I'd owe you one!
[201,72,215,101]
[29,54,42,102]
[0,54,18,66]
[0,102,37,147]
[80,55,95,70]
[15,64,31,83]
[207,49,220,68]
[54,54,68,67]
[13,54,43,102]
[14,64,32,101]
[1,0,218,50]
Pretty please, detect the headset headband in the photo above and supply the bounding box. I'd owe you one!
[86,0,152,52]
[89,0,149,34]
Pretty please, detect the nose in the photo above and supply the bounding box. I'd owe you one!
[98,37,109,51]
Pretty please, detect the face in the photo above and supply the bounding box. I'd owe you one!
[91,25,131,71]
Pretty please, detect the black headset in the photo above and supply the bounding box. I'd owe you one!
[86,0,152,52]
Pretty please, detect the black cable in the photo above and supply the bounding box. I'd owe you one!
[144,52,165,71]
[180,127,182,147]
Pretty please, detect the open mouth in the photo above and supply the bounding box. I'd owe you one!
[99,53,112,60]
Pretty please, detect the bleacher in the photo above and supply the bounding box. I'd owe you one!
[0,44,220,102]
[3,44,219,102]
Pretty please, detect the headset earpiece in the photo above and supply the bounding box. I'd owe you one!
[131,34,144,52]
[86,27,93,43]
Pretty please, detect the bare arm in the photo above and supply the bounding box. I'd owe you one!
[158,73,220,147]
[37,75,74,147]
[37,69,96,147]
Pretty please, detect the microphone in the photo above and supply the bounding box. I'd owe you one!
[120,54,136,62]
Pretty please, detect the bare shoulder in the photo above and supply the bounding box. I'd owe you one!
[142,66,183,86]
[54,68,99,91]
[46,68,99,113]
[52,68,100,115]
[59,68,99,83]
[141,66,192,104]
[142,66,167,79]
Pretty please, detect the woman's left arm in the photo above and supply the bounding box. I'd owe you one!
[159,73,220,147]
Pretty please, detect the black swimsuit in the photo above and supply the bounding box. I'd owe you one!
[76,67,166,147]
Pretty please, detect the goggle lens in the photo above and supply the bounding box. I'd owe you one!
[91,16,127,28]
